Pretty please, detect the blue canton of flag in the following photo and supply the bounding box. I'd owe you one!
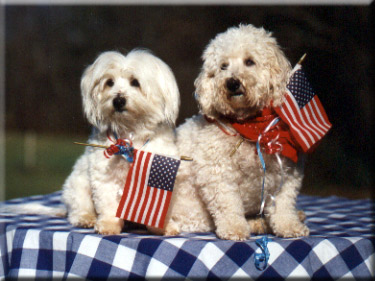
[148,154,180,192]
[287,68,315,108]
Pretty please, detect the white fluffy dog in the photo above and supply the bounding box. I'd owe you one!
[161,24,309,240]
[61,50,180,235]
[2,50,180,235]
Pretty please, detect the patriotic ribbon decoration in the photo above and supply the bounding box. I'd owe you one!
[256,117,284,216]
[254,236,271,271]
[103,132,134,162]
[253,118,282,272]
[104,138,134,162]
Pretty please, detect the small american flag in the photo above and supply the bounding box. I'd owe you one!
[116,149,180,228]
[275,64,332,152]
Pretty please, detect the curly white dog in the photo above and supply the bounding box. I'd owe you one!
[2,50,180,236]
[61,50,180,235]
[161,24,309,241]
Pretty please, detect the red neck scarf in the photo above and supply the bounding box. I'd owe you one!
[206,108,300,162]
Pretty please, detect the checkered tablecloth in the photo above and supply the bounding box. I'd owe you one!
[0,192,374,280]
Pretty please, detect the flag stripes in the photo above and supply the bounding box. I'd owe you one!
[116,149,179,228]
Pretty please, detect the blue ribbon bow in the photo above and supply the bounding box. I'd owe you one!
[254,236,271,271]
[116,144,134,163]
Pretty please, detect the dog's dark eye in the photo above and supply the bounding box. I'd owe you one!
[220,63,228,70]
[244,58,255,67]
[106,79,114,87]
[131,78,140,88]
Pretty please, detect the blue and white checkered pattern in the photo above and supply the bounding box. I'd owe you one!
[0,192,374,280]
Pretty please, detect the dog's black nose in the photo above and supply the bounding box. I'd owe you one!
[113,96,126,112]
[226,78,241,92]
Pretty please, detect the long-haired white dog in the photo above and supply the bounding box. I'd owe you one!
[3,50,180,235]
[160,24,309,241]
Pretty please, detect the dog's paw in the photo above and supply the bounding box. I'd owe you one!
[164,221,181,236]
[297,210,306,222]
[95,217,123,235]
[68,212,97,228]
[147,219,181,236]
[216,217,250,241]
[247,217,271,235]
[272,221,310,238]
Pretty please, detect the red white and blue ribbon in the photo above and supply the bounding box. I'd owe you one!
[104,132,134,163]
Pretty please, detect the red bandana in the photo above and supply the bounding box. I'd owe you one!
[206,108,301,163]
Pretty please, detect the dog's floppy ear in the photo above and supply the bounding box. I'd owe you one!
[194,68,216,118]
[80,54,106,131]
[80,51,126,132]
[193,43,218,118]
[264,40,292,107]
[80,62,99,126]
[157,60,180,127]
[132,50,180,126]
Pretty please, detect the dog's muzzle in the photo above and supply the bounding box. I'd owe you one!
[113,95,126,112]
[226,78,244,97]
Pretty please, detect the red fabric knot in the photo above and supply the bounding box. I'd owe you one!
[230,108,301,162]
[105,144,120,156]
[115,139,127,147]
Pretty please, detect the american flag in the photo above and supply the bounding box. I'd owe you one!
[116,149,180,228]
[274,64,332,152]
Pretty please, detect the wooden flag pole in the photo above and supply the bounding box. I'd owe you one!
[73,142,109,149]
[73,142,193,161]
[297,53,307,65]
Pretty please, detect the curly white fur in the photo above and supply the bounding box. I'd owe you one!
[160,24,309,240]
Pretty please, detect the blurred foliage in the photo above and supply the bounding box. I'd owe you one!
[4,5,374,198]
[5,132,84,200]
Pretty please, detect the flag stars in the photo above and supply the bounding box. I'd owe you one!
[287,69,315,108]
[148,155,180,192]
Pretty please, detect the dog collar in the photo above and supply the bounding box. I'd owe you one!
[204,115,239,137]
